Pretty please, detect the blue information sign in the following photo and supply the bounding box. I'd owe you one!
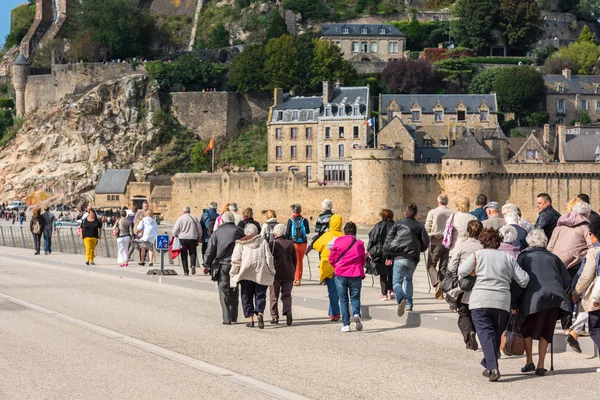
[155,234,169,251]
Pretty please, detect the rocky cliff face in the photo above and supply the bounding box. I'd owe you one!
[0,74,161,205]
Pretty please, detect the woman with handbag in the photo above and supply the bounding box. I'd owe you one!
[81,209,103,265]
[458,228,530,382]
[516,229,572,376]
[367,209,395,301]
[115,210,133,267]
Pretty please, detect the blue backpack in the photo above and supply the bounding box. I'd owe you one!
[290,217,307,244]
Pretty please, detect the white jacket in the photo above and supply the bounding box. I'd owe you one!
[230,234,275,287]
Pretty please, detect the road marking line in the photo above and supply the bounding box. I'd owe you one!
[0,292,311,400]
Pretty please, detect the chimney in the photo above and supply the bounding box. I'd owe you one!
[273,87,283,106]
[557,124,566,163]
[323,80,334,104]
[543,123,550,149]
[563,68,571,79]
[335,79,343,88]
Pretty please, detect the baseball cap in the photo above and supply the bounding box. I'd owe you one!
[483,201,500,210]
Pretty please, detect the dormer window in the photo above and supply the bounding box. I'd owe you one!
[411,110,421,121]
[343,27,349,34]
[596,86,600,94]
[339,106,345,117]
[307,110,314,120]
[379,27,386,34]
[423,139,433,147]
[325,106,332,117]
[441,139,448,147]
[353,105,360,116]
[361,27,368,34]
[277,111,283,121]
[557,85,564,93]
[292,110,299,120]
[457,110,466,121]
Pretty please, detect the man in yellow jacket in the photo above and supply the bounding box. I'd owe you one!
[313,214,343,321]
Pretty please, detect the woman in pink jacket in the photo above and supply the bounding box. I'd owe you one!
[329,222,366,332]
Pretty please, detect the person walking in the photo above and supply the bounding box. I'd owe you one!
[384,203,430,316]
[367,209,395,300]
[213,203,230,231]
[268,224,296,325]
[448,196,477,249]
[137,210,158,267]
[516,229,572,377]
[313,214,344,321]
[115,210,133,267]
[203,212,244,325]
[30,207,45,255]
[498,225,521,259]
[260,210,278,242]
[425,194,453,299]
[447,220,483,351]
[200,202,218,261]
[548,200,592,272]
[503,211,528,250]
[230,224,275,329]
[306,199,334,255]
[238,207,261,232]
[286,204,310,286]
[535,193,561,240]
[172,206,203,276]
[470,194,488,222]
[458,228,530,382]
[41,206,56,255]
[502,204,532,233]
[228,203,243,225]
[482,202,506,230]
[330,222,366,332]
[81,209,103,265]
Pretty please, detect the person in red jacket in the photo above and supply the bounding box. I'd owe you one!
[329,222,366,332]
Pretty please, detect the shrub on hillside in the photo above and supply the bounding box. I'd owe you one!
[382,58,439,94]
[421,47,474,62]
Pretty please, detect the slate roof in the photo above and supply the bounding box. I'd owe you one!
[13,53,30,65]
[416,147,447,163]
[95,169,134,194]
[562,134,600,162]
[151,186,172,199]
[381,94,497,114]
[507,137,527,160]
[482,125,507,140]
[544,75,600,94]
[443,130,495,160]
[322,24,405,37]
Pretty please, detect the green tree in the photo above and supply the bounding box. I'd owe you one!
[146,55,217,88]
[434,58,475,93]
[558,40,600,74]
[309,39,357,90]
[293,35,317,92]
[578,25,595,43]
[499,0,543,53]
[4,2,35,49]
[264,35,298,90]
[265,10,288,41]
[209,23,230,48]
[228,44,268,93]
[468,67,502,94]
[579,110,593,125]
[493,66,545,115]
[452,0,499,55]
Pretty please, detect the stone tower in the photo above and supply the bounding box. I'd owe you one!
[12,54,31,118]
[351,148,403,225]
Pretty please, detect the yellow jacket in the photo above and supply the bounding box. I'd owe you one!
[313,214,343,281]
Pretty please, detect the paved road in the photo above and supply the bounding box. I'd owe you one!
[0,255,598,400]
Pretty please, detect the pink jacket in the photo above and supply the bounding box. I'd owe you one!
[548,211,592,269]
[329,235,366,278]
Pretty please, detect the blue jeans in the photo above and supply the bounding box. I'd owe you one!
[393,258,416,309]
[43,229,52,253]
[334,276,362,326]
[324,277,340,317]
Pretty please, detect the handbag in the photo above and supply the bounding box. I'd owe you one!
[500,312,525,356]
[458,251,477,292]
[112,218,120,237]
[440,270,458,294]
[442,214,455,249]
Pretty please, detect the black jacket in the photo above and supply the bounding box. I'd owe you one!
[535,206,561,240]
[589,210,600,225]
[203,222,244,278]
[238,218,261,233]
[510,223,528,251]
[383,217,429,263]
[368,220,395,276]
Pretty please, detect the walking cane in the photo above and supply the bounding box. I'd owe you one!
[306,254,312,280]
[424,250,432,293]
[550,341,554,371]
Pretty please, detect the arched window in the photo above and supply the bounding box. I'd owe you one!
[338,144,345,157]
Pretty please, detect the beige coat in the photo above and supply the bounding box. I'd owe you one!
[230,234,275,287]
[482,214,506,230]
[575,246,600,312]
[425,206,453,246]
[448,238,483,304]
[447,212,477,251]
[547,212,592,269]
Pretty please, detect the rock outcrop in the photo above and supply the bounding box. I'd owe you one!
[0,74,161,205]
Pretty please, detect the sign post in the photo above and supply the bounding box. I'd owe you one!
[147,234,177,276]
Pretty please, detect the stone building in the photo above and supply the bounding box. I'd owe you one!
[321,23,406,75]
[267,81,371,185]
[94,169,136,209]
[544,68,600,125]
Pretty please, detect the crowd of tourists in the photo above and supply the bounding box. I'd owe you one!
[24,193,600,381]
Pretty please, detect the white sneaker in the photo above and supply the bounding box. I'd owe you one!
[353,315,363,331]
[597,368,600,373]
[341,325,350,332]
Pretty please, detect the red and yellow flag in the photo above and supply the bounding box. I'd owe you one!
[204,135,214,154]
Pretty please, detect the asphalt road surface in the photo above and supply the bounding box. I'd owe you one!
[0,254,598,400]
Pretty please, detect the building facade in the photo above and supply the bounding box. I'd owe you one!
[545,68,600,125]
[321,24,406,62]
[267,82,371,185]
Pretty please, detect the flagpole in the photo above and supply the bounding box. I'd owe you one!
[212,138,215,173]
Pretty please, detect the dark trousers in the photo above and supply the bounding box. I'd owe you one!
[457,300,476,348]
[588,310,600,349]
[43,229,52,253]
[471,308,509,371]
[201,242,208,263]
[239,280,268,318]
[427,245,449,286]
[269,279,293,318]
[561,267,579,330]
[218,271,239,324]
[179,239,198,274]
[32,233,42,253]
[380,274,393,295]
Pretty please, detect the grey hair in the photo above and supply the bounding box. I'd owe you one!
[504,211,519,225]
[273,223,286,238]
[499,225,517,243]
[502,203,518,215]
[573,201,592,218]
[437,193,449,205]
[244,224,258,236]
[322,199,333,211]
[229,203,238,212]
[526,229,548,248]
[221,211,235,223]
[183,206,191,213]
[209,202,218,210]
[291,204,302,214]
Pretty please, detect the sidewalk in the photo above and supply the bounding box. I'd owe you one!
[1,246,597,357]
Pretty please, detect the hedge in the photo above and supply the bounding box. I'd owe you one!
[0,98,15,108]
[466,57,534,65]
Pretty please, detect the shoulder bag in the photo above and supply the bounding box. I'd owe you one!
[336,238,357,265]
[458,251,477,292]
[442,214,455,249]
